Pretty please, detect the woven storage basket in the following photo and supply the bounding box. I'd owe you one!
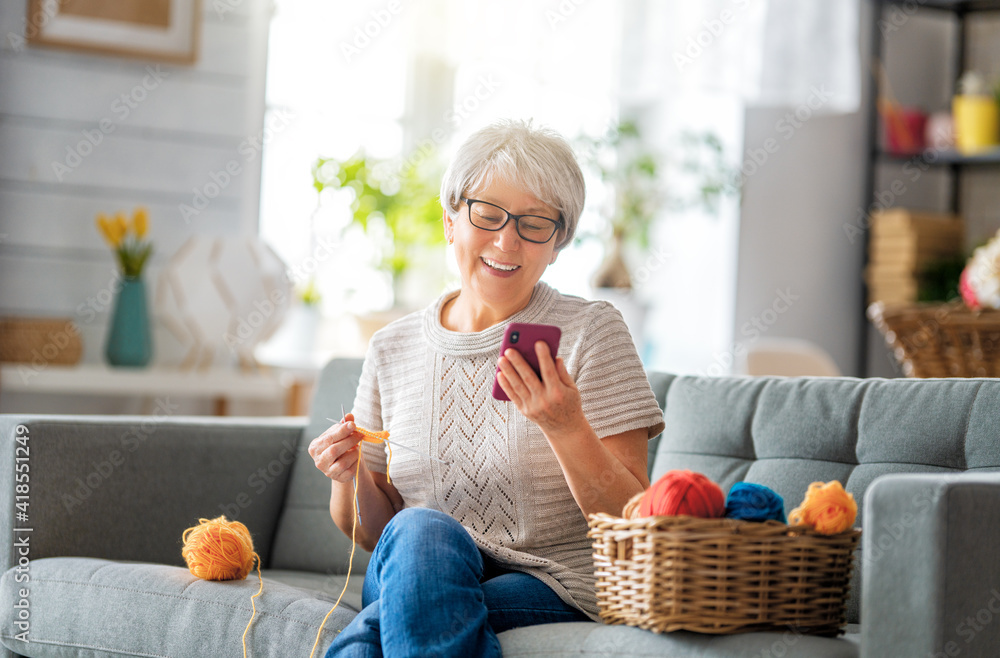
[587,495,860,637]
[867,301,1000,377]
[0,317,82,365]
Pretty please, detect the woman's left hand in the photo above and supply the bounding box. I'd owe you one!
[496,341,586,439]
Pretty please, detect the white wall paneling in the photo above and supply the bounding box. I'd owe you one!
[0,0,273,414]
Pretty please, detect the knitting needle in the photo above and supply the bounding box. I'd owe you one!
[326,417,451,465]
[340,405,362,525]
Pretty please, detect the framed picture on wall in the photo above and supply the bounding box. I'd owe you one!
[27,0,200,64]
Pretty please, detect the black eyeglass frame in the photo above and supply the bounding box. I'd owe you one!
[461,197,563,244]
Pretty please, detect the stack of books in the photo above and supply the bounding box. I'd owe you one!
[865,208,964,305]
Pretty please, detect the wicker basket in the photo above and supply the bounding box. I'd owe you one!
[867,301,1000,377]
[587,497,861,637]
[0,317,83,365]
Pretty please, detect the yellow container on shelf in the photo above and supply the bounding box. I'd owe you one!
[952,94,999,153]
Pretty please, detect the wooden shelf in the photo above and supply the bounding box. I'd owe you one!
[861,0,1000,375]
[879,0,1000,12]
[877,147,1000,165]
[0,364,316,416]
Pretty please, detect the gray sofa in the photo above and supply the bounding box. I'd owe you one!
[2,358,1000,657]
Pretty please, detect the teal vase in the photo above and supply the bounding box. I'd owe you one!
[105,275,152,367]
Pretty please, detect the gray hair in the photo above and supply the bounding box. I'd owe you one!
[440,119,585,251]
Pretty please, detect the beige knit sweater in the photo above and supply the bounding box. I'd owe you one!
[353,281,665,621]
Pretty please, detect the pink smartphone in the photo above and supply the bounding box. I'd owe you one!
[492,322,562,401]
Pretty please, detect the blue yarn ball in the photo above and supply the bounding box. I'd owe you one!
[725,482,787,523]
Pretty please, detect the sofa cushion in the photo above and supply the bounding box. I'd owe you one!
[271,358,373,575]
[497,621,859,657]
[855,378,980,470]
[643,371,675,475]
[0,416,303,576]
[0,557,360,658]
[965,382,1000,469]
[654,377,760,482]
[265,569,364,613]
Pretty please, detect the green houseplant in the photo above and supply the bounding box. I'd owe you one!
[576,121,660,288]
[311,151,446,307]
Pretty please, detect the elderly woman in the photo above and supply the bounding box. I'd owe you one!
[310,119,664,657]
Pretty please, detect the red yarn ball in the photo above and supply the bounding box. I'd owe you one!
[639,470,725,518]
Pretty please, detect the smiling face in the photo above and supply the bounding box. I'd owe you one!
[443,177,561,326]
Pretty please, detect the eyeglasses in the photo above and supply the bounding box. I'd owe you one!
[462,197,562,244]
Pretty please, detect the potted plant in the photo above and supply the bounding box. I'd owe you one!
[576,121,660,290]
[576,122,740,290]
[575,122,740,355]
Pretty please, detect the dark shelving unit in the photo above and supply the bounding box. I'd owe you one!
[915,0,1000,11]
[859,0,1000,376]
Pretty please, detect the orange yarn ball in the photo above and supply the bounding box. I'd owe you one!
[182,516,257,581]
[638,470,725,518]
[788,481,858,535]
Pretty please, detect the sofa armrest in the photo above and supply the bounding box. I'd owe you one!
[1,413,306,578]
[860,471,1000,658]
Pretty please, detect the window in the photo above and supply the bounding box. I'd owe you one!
[258,0,625,329]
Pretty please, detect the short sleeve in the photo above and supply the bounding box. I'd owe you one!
[575,303,665,440]
[353,342,388,474]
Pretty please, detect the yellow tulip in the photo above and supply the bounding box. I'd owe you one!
[132,207,149,239]
[96,213,121,247]
[112,212,128,245]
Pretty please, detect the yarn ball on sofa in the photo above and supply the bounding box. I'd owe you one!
[182,516,257,581]
[788,481,858,535]
[638,470,725,518]
[724,482,787,523]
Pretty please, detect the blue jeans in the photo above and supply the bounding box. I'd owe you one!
[324,507,591,657]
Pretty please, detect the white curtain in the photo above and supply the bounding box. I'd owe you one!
[624,0,861,113]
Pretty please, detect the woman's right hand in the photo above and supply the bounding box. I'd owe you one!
[308,413,365,483]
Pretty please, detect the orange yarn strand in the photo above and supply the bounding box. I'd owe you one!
[181,516,262,658]
[385,441,392,485]
[310,455,362,658]
[310,423,389,655]
[354,424,391,484]
[243,557,263,658]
